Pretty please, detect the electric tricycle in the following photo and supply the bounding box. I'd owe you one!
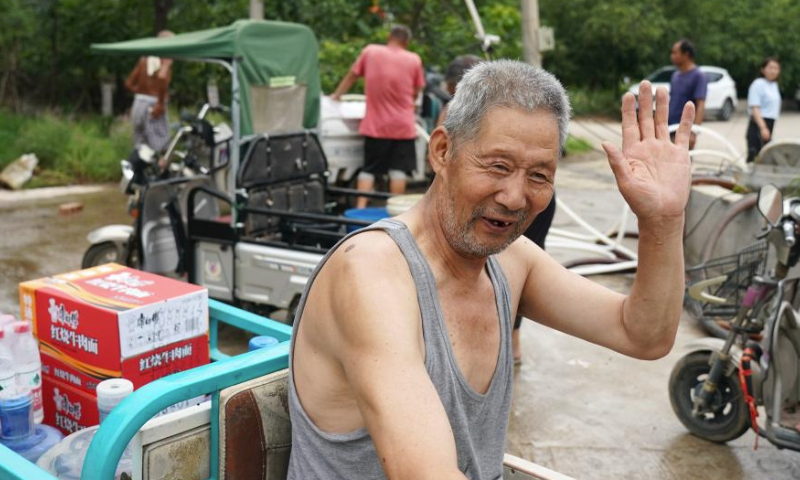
[670,184,800,450]
[86,21,405,317]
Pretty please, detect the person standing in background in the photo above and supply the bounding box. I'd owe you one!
[125,30,175,154]
[330,26,425,208]
[436,54,481,127]
[668,39,707,150]
[746,57,782,163]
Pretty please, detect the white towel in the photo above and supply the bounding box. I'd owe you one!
[146,56,161,76]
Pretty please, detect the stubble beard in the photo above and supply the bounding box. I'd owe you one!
[440,191,528,259]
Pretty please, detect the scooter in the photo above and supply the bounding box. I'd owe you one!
[82,103,232,271]
[669,184,800,450]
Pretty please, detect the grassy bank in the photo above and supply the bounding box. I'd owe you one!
[565,135,594,156]
[0,109,597,188]
[0,110,131,188]
[568,87,622,118]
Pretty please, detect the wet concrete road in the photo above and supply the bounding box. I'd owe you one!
[0,186,130,314]
[2,151,800,478]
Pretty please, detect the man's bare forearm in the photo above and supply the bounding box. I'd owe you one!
[623,214,685,359]
[332,71,358,98]
[694,100,705,125]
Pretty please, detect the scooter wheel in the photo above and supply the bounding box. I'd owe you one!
[668,351,750,443]
[82,242,123,268]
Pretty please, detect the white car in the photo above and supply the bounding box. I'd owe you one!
[628,65,738,121]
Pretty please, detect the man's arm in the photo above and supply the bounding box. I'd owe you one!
[517,82,695,360]
[690,98,705,149]
[689,72,707,149]
[124,58,143,93]
[325,234,468,480]
[330,69,359,101]
[751,106,771,141]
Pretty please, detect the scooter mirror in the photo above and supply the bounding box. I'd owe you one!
[757,184,783,226]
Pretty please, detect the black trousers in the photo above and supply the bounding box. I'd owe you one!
[514,193,556,330]
[746,117,775,163]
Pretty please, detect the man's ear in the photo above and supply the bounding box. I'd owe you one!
[428,127,452,175]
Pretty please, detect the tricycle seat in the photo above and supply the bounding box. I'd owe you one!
[219,369,291,480]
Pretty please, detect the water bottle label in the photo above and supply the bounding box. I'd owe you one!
[17,369,43,414]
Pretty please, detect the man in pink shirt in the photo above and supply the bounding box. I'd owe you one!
[331,26,425,208]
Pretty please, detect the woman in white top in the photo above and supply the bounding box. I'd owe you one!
[746,57,781,162]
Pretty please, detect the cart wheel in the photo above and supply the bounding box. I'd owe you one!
[82,242,123,268]
[669,351,750,443]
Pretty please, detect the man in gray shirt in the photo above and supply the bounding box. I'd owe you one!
[289,60,695,479]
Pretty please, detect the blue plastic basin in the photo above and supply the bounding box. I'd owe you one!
[344,207,389,232]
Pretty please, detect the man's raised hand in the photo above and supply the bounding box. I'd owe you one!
[601,80,695,223]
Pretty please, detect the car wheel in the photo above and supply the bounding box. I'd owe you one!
[718,98,734,121]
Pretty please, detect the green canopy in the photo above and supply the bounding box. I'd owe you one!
[92,19,321,135]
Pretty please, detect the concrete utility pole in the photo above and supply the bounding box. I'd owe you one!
[250,0,264,20]
[521,0,541,67]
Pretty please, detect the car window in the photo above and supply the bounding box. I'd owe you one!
[647,69,675,83]
[705,72,722,83]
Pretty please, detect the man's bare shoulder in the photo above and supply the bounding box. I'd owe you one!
[310,230,422,349]
[323,230,410,283]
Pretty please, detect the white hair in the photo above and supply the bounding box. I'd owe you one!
[443,59,571,153]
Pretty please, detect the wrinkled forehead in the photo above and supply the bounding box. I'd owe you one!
[473,106,559,143]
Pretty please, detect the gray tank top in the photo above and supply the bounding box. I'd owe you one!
[288,218,514,480]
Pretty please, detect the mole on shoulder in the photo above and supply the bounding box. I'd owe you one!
[345,244,356,253]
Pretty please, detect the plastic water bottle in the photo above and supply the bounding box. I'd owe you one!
[0,328,16,394]
[37,378,135,479]
[9,321,43,423]
[0,387,63,463]
[96,378,134,423]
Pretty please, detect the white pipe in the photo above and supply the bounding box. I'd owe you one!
[548,227,599,243]
[556,199,638,260]
[569,260,639,276]
[669,123,746,167]
[545,239,619,259]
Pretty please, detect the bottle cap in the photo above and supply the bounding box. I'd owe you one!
[248,336,280,352]
[11,321,30,334]
[96,379,134,412]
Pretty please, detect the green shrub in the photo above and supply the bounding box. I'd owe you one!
[0,110,132,186]
[11,114,73,170]
[565,135,594,155]
[568,87,621,118]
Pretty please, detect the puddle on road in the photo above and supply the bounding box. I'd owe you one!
[0,187,129,315]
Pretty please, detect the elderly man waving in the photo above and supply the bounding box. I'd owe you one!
[287,60,695,480]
